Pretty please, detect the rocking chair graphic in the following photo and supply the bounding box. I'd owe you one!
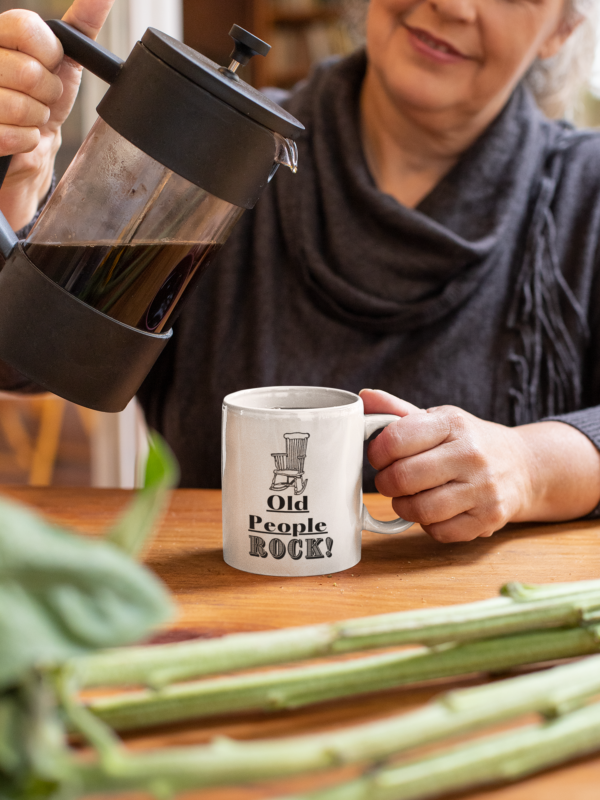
[270,432,310,495]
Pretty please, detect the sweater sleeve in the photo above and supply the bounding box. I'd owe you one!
[543,406,600,451]
[538,200,600,518]
[541,246,600,518]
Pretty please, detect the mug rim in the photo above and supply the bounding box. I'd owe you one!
[223,385,361,414]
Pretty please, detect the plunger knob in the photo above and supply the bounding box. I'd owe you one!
[227,25,271,74]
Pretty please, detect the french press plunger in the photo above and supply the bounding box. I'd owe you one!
[0,21,303,412]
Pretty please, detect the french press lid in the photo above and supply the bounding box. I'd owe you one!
[142,26,302,139]
[46,21,305,209]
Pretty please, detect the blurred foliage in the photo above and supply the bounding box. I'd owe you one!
[0,432,176,797]
[577,89,600,128]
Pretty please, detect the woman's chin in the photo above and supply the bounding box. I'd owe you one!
[384,82,464,116]
[367,63,468,116]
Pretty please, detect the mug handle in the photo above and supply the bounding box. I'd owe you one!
[361,414,414,535]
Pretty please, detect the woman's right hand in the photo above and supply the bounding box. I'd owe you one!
[0,0,115,231]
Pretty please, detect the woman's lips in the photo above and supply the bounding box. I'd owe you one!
[404,25,469,64]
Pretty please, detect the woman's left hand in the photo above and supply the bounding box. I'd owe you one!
[360,388,600,543]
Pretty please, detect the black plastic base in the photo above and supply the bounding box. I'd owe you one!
[0,245,172,412]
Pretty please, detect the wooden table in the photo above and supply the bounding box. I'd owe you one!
[4,486,600,800]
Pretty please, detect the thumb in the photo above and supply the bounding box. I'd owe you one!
[359,388,424,417]
[62,0,116,40]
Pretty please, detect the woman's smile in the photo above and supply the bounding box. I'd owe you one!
[363,0,574,128]
[404,23,470,64]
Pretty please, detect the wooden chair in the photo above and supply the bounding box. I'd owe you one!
[270,432,310,495]
[0,394,97,486]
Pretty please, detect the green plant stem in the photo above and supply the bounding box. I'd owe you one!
[85,624,600,732]
[65,654,600,795]
[73,580,600,689]
[106,433,179,559]
[274,699,600,800]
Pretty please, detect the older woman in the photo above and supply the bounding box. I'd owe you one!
[0,0,599,543]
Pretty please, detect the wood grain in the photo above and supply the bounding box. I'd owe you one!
[3,486,600,799]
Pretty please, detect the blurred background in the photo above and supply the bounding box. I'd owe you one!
[0,0,598,489]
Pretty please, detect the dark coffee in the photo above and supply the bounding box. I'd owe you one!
[24,241,221,333]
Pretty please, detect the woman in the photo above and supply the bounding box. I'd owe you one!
[0,0,599,542]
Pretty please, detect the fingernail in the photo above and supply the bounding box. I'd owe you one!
[358,388,373,395]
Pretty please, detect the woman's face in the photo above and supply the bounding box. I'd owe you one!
[365,0,574,120]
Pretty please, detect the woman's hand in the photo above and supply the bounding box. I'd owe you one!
[361,389,600,543]
[0,0,115,230]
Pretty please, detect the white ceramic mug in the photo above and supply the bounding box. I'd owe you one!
[222,386,414,576]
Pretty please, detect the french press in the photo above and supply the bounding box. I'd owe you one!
[0,21,303,412]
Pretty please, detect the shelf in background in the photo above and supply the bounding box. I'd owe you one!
[183,0,358,91]
[269,5,343,24]
[256,0,356,88]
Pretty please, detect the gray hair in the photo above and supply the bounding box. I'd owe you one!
[525,0,599,119]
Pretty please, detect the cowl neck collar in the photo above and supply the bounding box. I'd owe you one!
[275,50,553,333]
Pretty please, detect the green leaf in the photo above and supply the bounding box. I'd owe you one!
[106,432,179,559]
[0,494,174,692]
[143,433,178,490]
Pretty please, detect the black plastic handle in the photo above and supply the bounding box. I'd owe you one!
[46,19,124,84]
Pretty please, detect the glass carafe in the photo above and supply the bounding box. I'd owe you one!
[24,120,243,334]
